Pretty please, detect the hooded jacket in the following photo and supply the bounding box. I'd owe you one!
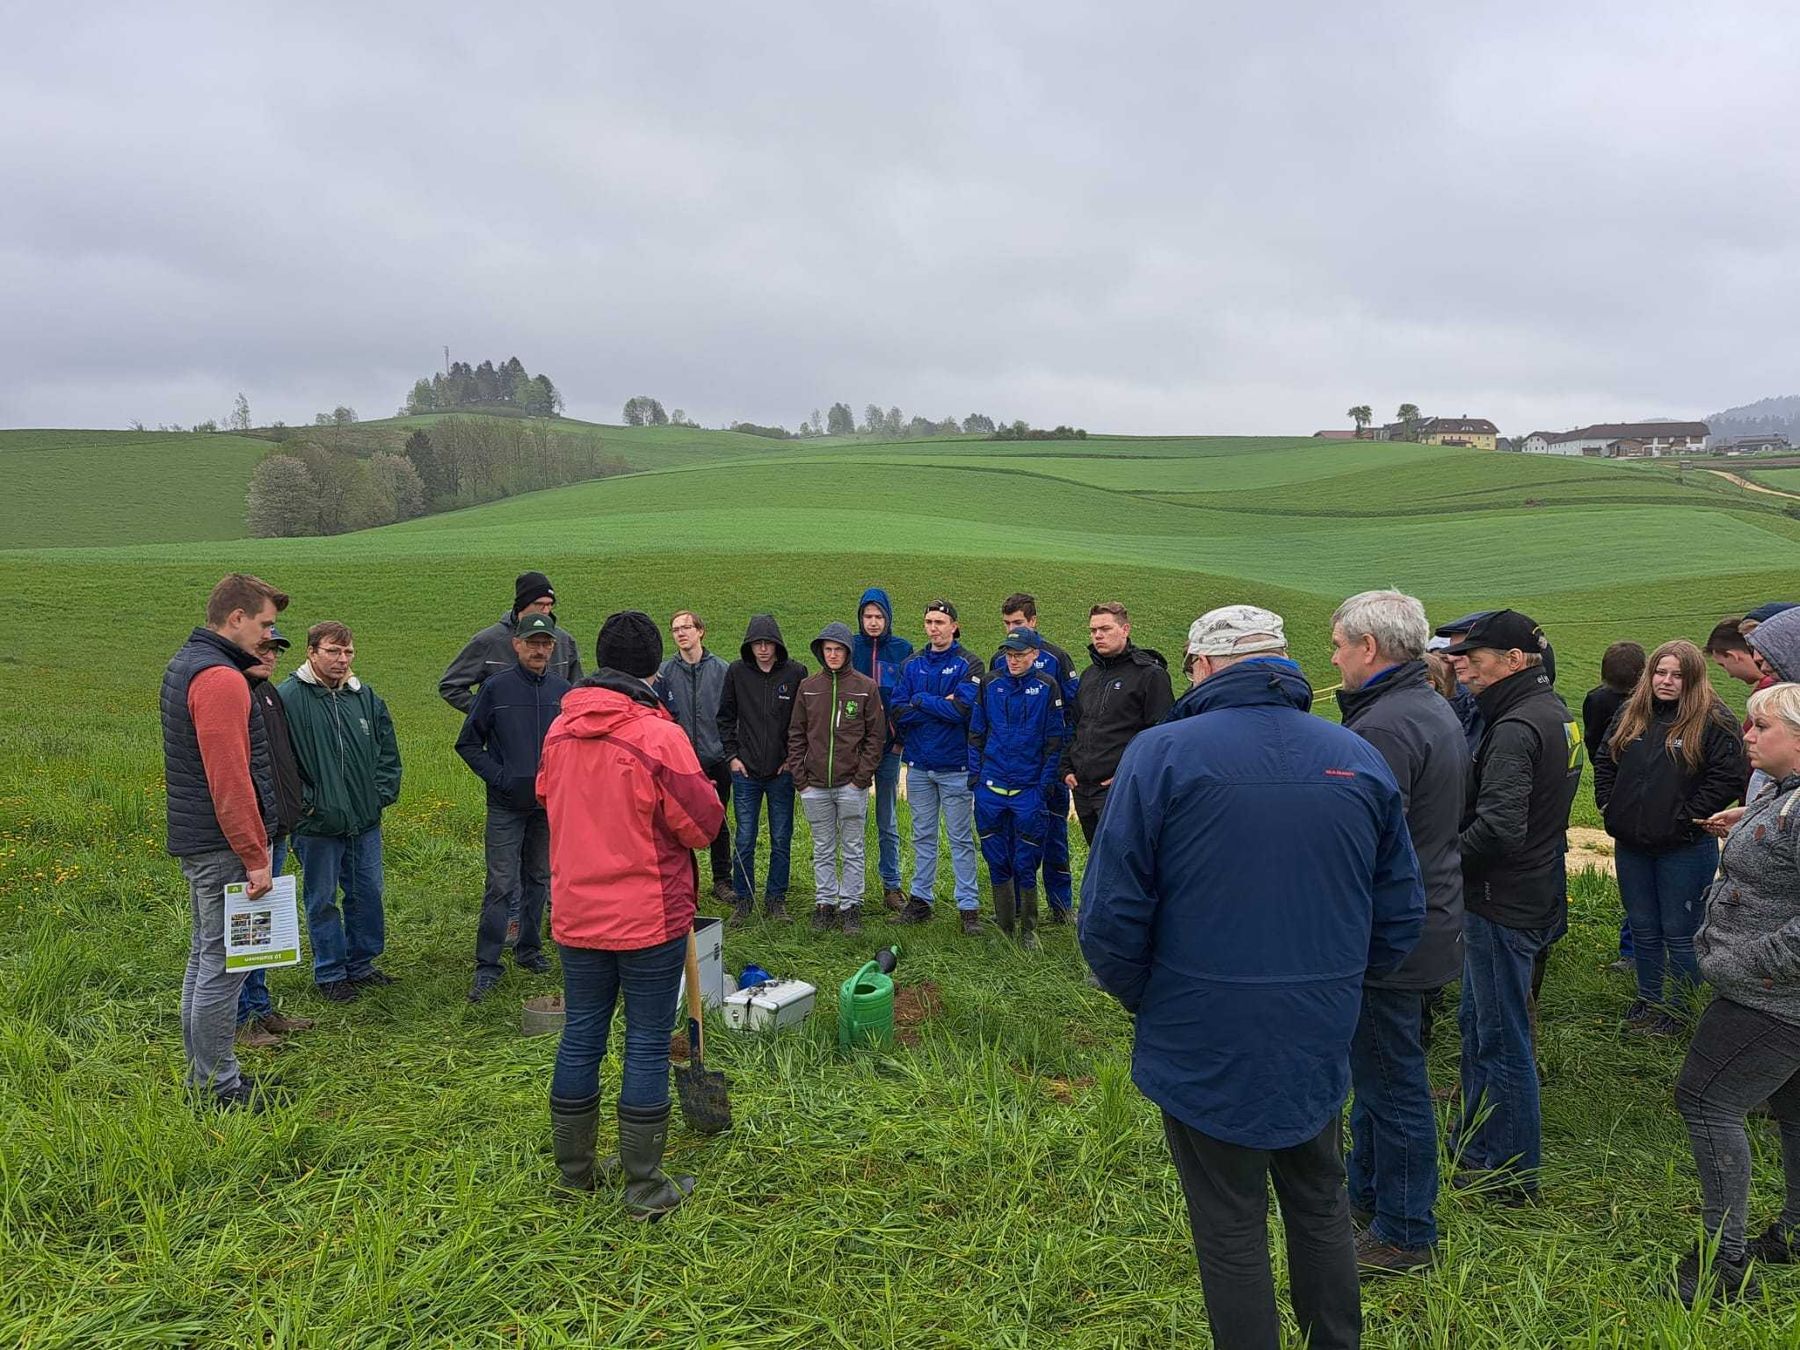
[717,615,808,779]
[657,647,730,769]
[968,666,1066,793]
[1063,644,1173,791]
[786,622,885,791]
[278,662,402,839]
[1079,658,1423,1150]
[892,641,982,772]
[1750,608,1800,685]
[439,610,583,714]
[1592,699,1746,852]
[1460,669,1582,930]
[455,660,572,812]
[1337,661,1470,990]
[1697,773,1800,1028]
[537,670,725,950]
[850,587,914,755]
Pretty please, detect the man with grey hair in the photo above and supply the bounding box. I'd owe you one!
[1082,602,1423,1350]
[1330,590,1470,1276]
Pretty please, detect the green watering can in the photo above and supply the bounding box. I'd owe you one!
[838,946,898,1051]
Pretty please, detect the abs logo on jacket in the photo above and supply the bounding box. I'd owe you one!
[1026,685,1043,697]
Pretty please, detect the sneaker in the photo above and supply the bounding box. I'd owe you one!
[316,979,359,1003]
[1354,1228,1435,1277]
[894,898,933,925]
[514,953,551,975]
[1046,906,1072,927]
[840,905,863,937]
[728,895,756,927]
[1622,999,1658,1033]
[235,1021,282,1049]
[349,969,397,988]
[765,899,791,924]
[1673,1245,1760,1307]
[811,904,837,932]
[259,1011,315,1033]
[960,911,982,936]
[467,977,499,1004]
[505,917,520,949]
[883,886,906,913]
[211,1075,287,1113]
[1749,1222,1800,1265]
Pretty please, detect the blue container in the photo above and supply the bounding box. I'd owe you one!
[738,964,773,991]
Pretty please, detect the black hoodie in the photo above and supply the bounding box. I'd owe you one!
[1592,698,1746,852]
[1062,643,1173,790]
[717,615,809,778]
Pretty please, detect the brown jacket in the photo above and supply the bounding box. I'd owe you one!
[785,661,885,790]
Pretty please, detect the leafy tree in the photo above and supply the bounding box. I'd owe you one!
[193,419,219,433]
[882,406,904,437]
[962,413,995,435]
[368,452,426,520]
[623,395,668,426]
[1348,405,1372,437]
[231,393,252,432]
[906,415,937,437]
[809,408,823,437]
[730,421,791,440]
[406,378,438,414]
[827,402,855,436]
[862,403,883,434]
[245,455,320,537]
[332,405,358,427]
[1397,403,1421,440]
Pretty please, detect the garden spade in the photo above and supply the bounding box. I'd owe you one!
[674,928,732,1134]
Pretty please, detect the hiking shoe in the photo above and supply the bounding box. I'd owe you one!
[505,917,520,949]
[711,880,737,905]
[960,911,982,937]
[468,977,500,1004]
[728,895,756,927]
[235,1021,281,1049]
[812,904,838,932]
[260,1011,315,1033]
[1673,1245,1760,1307]
[316,979,359,1003]
[1749,1222,1800,1265]
[883,886,906,912]
[349,969,397,988]
[840,905,863,937]
[894,898,933,925]
[514,953,552,975]
[1355,1228,1435,1277]
[765,899,791,924]
[212,1075,288,1113]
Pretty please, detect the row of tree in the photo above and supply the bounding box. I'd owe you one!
[245,416,628,538]
[621,396,699,427]
[1346,403,1422,438]
[407,358,563,417]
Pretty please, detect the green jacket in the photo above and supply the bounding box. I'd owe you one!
[277,664,402,838]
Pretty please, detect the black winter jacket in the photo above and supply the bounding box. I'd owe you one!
[1063,644,1173,789]
[161,628,278,858]
[717,615,808,779]
[251,675,304,835]
[456,662,573,812]
[1581,684,1629,771]
[1338,662,1470,989]
[1592,699,1746,852]
[1461,669,1583,931]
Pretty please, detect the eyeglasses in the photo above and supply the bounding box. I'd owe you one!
[317,645,355,658]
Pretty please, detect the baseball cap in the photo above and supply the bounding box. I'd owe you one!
[925,599,958,621]
[999,629,1041,652]
[1433,610,1495,638]
[516,612,558,640]
[1442,609,1547,657]
[1186,604,1287,658]
[266,626,291,651]
[1745,602,1800,624]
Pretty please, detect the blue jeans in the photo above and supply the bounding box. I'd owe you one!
[475,804,549,978]
[237,835,289,1025]
[1457,913,1555,1186]
[1614,837,1718,1006]
[294,826,386,986]
[1042,782,1073,912]
[731,772,794,901]
[906,766,979,910]
[1348,985,1440,1249]
[550,935,686,1109]
[872,750,903,890]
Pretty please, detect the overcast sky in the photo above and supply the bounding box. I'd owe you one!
[3,2,1796,435]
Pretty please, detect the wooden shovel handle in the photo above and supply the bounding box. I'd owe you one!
[685,929,704,1059]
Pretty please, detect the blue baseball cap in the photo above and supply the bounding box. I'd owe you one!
[999,630,1042,652]
[266,626,291,651]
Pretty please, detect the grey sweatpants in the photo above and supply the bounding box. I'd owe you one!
[800,784,869,909]
[179,848,250,1095]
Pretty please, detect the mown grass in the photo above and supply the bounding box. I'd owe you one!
[5,432,1800,1343]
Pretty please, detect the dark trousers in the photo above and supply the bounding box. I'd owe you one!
[1162,1111,1361,1350]
[1073,783,1108,850]
[1675,996,1800,1262]
[688,761,733,892]
[475,804,548,978]
[1041,782,1072,911]
[1348,986,1440,1249]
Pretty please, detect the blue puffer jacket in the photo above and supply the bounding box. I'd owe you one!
[1079,658,1424,1149]
[850,587,914,755]
[967,668,1065,792]
[892,642,980,772]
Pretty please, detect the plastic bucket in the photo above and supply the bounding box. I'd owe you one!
[838,961,895,1050]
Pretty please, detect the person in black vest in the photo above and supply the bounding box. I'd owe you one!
[161,572,289,1111]
[1062,602,1172,846]
[1330,590,1470,1275]
[236,627,316,1048]
[1444,610,1582,1205]
[457,612,573,1002]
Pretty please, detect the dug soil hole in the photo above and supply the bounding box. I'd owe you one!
[893,980,942,1047]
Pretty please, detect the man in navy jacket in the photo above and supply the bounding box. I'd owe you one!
[455,612,572,1001]
[1080,604,1423,1350]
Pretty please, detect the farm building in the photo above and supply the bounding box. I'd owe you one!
[1373,415,1498,449]
[1521,421,1709,456]
[1712,433,1791,455]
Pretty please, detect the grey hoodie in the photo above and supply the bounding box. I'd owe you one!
[1697,773,1800,1028]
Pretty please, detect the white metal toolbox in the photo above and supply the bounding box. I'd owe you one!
[721,978,816,1032]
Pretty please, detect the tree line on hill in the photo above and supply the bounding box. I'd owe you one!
[245,415,627,538]
[405,357,563,418]
[622,396,1083,441]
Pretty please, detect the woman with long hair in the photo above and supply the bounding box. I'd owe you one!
[1592,639,1746,1034]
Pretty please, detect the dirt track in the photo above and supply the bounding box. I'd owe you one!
[1704,468,1800,501]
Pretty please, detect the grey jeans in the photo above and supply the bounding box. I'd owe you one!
[179,848,250,1095]
[800,784,869,909]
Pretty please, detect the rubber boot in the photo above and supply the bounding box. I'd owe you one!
[1019,888,1041,952]
[617,1102,695,1221]
[992,880,1016,937]
[549,1092,600,1197]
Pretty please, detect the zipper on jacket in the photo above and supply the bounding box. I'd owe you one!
[827,669,838,784]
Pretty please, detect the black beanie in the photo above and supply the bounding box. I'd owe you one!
[513,571,554,615]
[596,610,662,678]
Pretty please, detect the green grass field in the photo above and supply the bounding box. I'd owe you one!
[3,431,1799,1346]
